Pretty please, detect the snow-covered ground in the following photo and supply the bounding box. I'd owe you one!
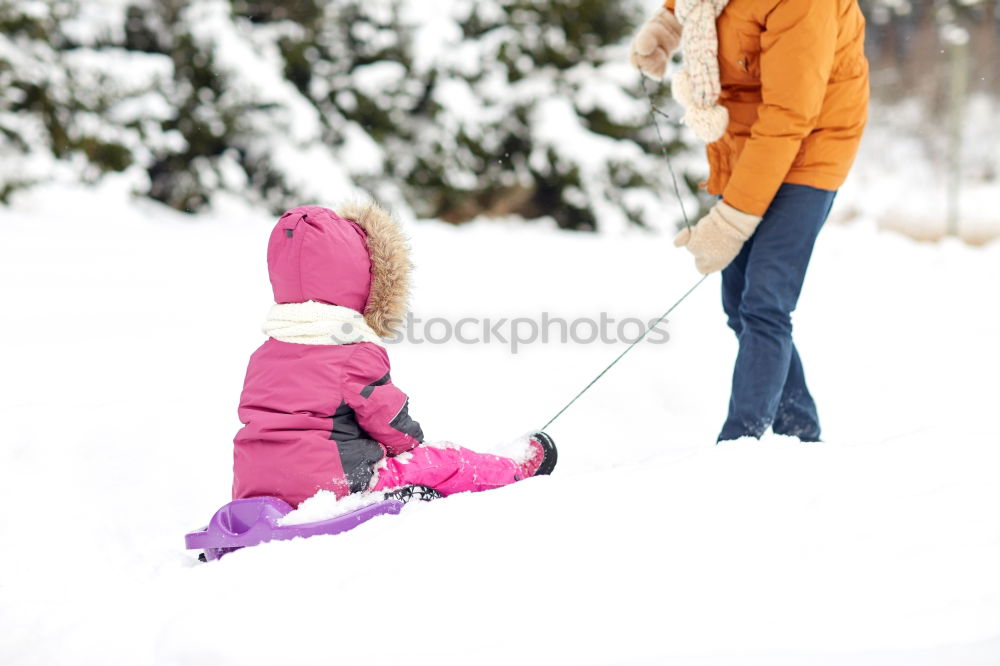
[1,179,999,666]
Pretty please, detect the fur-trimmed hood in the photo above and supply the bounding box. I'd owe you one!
[266,202,412,338]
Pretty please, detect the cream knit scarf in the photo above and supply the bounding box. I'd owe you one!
[264,301,385,347]
[673,0,730,143]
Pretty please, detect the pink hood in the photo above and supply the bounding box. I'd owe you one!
[267,206,372,313]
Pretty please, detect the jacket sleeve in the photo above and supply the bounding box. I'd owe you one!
[721,1,838,216]
[343,344,424,457]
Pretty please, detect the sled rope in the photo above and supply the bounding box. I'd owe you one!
[641,75,691,231]
[541,273,707,431]
[540,78,706,431]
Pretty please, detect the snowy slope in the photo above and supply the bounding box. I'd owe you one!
[1,180,999,666]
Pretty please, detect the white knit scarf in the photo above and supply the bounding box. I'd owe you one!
[673,0,730,143]
[264,301,385,347]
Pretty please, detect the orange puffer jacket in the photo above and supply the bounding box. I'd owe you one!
[662,0,869,216]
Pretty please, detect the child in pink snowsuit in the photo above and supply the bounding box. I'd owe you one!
[233,203,556,508]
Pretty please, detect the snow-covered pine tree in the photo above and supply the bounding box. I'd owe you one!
[127,0,361,213]
[241,0,695,231]
[1,0,699,231]
[386,0,694,231]
[0,0,156,201]
[0,0,381,212]
[234,0,422,211]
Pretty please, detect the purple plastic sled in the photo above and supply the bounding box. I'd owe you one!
[185,496,404,561]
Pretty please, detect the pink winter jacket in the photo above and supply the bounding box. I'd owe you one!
[232,206,423,507]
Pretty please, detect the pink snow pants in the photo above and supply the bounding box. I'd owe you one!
[371,444,523,497]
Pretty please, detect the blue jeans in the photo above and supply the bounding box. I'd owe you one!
[718,183,836,442]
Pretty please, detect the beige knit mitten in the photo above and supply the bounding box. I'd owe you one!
[673,201,762,274]
[628,8,683,80]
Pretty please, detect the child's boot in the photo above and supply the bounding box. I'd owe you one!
[516,432,558,478]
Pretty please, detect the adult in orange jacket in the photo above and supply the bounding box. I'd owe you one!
[630,0,869,441]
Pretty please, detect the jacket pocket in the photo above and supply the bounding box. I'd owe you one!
[735,32,761,81]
